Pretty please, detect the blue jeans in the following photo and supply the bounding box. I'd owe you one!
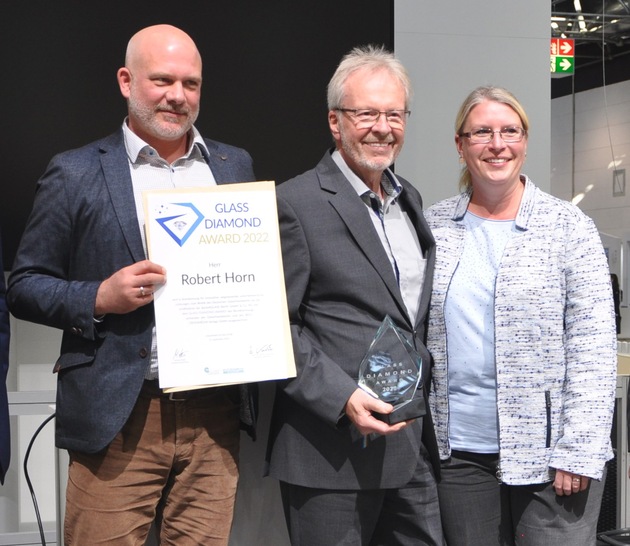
[438,450,606,546]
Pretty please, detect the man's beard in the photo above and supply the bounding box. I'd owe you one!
[128,95,198,141]
[338,123,399,173]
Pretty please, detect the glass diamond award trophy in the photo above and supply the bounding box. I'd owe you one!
[357,315,425,425]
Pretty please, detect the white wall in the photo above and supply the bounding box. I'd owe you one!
[551,79,630,337]
[395,0,551,206]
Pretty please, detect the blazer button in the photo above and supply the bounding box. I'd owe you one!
[71,326,83,336]
[139,347,149,358]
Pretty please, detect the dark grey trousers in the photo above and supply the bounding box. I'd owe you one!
[280,451,444,546]
[438,450,607,546]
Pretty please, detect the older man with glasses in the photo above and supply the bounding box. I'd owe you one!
[265,45,444,546]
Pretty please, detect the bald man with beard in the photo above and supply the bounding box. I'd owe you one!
[8,25,257,545]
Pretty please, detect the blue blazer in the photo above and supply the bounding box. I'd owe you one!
[0,233,10,483]
[7,129,257,453]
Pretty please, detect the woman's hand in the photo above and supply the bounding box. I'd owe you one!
[553,469,590,496]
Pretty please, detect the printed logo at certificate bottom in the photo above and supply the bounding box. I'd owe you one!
[154,202,205,246]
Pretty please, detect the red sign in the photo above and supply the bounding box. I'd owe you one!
[550,38,574,57]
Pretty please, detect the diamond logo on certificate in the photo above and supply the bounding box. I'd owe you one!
[358,315,426,424]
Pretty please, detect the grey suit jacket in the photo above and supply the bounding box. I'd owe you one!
[7,129,257,453]
[266,150,438,490]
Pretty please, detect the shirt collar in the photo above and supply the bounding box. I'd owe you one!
[330,149,403,203]
[121,119,208,163]
[452,174,533,231]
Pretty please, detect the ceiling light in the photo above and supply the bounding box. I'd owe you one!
[572,193,585,205]
[578,14,587,31]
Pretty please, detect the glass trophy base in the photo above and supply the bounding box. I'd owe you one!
[374,395,426,425]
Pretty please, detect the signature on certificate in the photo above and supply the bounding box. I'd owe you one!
[173,348,189,363]
[250,344,273,357]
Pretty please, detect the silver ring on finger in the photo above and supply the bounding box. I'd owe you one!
[140,286,145,298]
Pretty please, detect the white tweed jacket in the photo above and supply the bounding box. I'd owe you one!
[425,176,617,485]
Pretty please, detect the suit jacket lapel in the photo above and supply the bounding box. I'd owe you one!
[318,156,408,320]
[200,139,240,184]
[99,132,147,263]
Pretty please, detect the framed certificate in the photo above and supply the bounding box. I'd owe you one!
[143,181,295,391]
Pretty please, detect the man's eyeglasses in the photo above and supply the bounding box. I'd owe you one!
[337,108,410,129]
[460,126,526,144]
